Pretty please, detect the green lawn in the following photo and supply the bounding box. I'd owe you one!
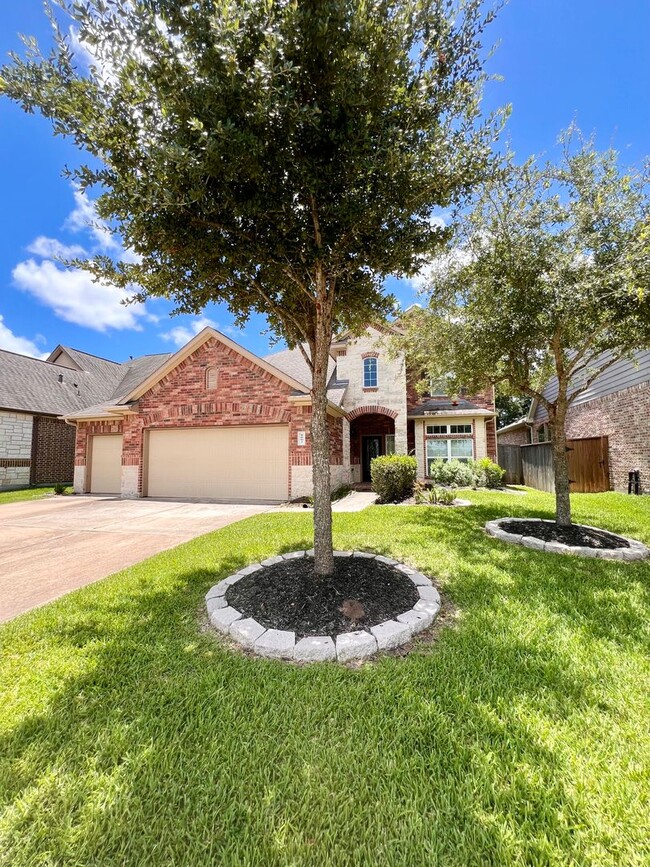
[1,490,649,866]
[0,486,72,505]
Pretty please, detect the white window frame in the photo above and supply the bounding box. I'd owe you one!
[363,357,378,388]
[425,423,473,435]
[426,437,474,473]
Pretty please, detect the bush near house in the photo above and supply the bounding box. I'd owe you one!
[470,457,506,489]
[428,458,506,489]
[371,455,417,503]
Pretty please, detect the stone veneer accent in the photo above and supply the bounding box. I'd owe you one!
[485,517,650,561]
[0,411,33,488]
[205,551,441,663]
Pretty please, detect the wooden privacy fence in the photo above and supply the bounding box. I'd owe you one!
[497,444,523,485]
[518,436,610,493]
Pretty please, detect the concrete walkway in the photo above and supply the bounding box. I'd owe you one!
[331,491,378,512]
[0,496,270,623]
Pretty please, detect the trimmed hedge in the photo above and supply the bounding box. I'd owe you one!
[370,455,417,503]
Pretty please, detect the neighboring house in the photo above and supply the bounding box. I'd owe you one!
[496,417,532,446]
[0,345,129,490]
[529,349,650,493]
[4,325,496,500]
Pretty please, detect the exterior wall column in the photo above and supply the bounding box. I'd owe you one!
[121,416,143,499]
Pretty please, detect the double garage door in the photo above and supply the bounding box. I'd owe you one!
[89,426,289,501]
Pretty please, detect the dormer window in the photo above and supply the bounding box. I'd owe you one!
[205,367,218,390]
[363,357,378,388]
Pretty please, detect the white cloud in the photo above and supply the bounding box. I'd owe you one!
[0,315,48,359]
[161,315,216,347]
[27,235,87,260]
[64,185,121,251]
[12,259,146,332]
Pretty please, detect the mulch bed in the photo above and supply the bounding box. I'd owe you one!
[226,557,419,638]
[500,520,630,549]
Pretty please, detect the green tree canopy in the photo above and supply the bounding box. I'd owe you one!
[1,0,501,572]
[399,129,650,524]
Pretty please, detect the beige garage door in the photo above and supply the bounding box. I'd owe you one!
[146,426,289,501]
[89,435,122,494]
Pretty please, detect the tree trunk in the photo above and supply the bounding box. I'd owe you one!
[310,279,334,577]
[548,396,572,526]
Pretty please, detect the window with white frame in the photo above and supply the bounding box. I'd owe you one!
[425,423,472,435]
[426,437,473,473]
[363,356,378,388]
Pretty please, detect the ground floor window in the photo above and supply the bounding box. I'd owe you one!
[426,437,473,474]
[385,434,395,455]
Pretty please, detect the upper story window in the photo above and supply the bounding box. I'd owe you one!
[425,423,472,435]
[205,367,218,390]
[363,356,378,388]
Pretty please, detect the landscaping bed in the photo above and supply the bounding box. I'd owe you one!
[500,519,629,549]
[226,555,419,637]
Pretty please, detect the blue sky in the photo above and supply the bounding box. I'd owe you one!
[1,1,648,363]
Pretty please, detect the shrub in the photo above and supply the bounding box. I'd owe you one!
[415,482,457,506]
[371,455,417,503]
[53,483,67,495]
[469,457,506,489]
[428,459,475,487]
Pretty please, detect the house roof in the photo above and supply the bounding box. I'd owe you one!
[0,348,117,416]
[263,346,345,405]
[408,398,496,419]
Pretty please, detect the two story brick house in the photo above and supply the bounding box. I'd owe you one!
[62,324,496,501]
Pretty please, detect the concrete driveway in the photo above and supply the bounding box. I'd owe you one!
[0,496,271,623]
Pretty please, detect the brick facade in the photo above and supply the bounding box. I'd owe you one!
[74,337,344,498]
[533,382,650,493]
[31,416,75,484]
[497,426,531,446]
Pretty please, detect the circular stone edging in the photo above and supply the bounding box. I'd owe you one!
[204,551,441,663]
[485,517,650,561]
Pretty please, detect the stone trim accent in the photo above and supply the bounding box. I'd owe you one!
[205,551,441,663]
[346,405,399,421]
[485,517,650,561]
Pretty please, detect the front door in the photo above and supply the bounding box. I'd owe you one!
[362,436,382,482]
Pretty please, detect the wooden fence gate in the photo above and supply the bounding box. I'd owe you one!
[497,444,523,485]
[519,436,610,493]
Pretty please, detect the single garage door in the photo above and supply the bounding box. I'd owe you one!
[89,435,122,494]
[146,426,289,501]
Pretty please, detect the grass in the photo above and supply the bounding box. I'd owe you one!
[1,489,649,866]
[0,486,72,505]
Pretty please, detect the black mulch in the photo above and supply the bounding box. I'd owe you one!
[226,557,420,637]
[501,520,630,549]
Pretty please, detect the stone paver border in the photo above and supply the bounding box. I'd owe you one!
[204,551,441,663]
[485,517,650,561]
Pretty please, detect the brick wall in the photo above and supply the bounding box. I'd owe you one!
[31,416,75,484]
[497,426,531,446]
[74,336,343,498]
[535,382,650,493]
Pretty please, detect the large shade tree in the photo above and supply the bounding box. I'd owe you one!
[1,0,501,574]
[399,129,650,525]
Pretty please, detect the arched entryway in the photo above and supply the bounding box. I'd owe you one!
[348,406,397,483]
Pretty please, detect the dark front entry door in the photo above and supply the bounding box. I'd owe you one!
[362,436,382,482]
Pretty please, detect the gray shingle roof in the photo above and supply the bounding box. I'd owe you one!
[408,398,495,418]
[0,349,118,416]
[264,346,345,405]
[0,346,172,418]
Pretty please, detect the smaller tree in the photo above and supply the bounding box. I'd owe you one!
[399,129,650,525]
[495,390,531,429]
